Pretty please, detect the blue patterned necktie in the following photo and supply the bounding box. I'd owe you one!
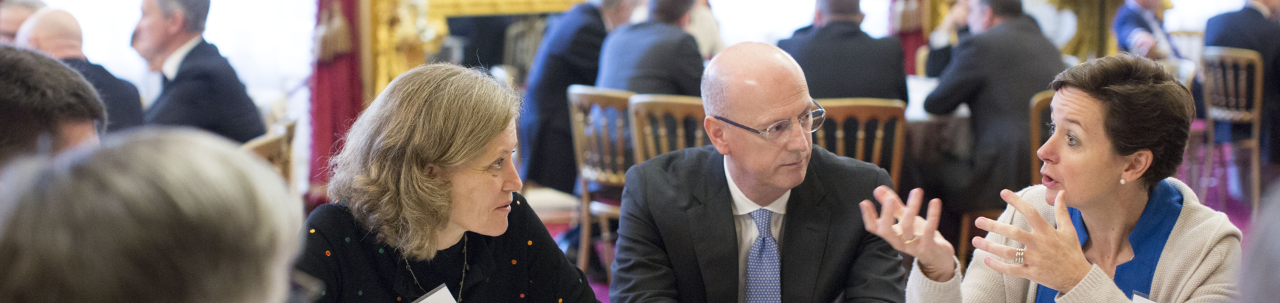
[745,209,781,302]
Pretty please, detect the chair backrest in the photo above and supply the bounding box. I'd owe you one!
[814,98,907,187]
[1028,90,1054,185]
[568,85,635,187]
[242,132,290,180]
[628,94,706,163]
[1201,47,1264,126]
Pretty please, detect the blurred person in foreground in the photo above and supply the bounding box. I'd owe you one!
[778,0,907,101]
[0,0,43,43]
[0,128,304,303]
[610,42,905,303]
[1241,181,1280,303]
[0,45,102,167]
[866,53,1239,302]
[297,63,596,302]
[16,9,144,132]
[922,0,1065,245]
[132,0,264,143]
[520,0,639,194]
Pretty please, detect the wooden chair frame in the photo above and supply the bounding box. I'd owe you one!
[566,84,634,282]
[813,98,907,187]
[628,94,706,164]
[1200,47,1265,212]
[1029,90,1055,185]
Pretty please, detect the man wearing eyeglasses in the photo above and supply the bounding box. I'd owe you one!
[610,42,906,303]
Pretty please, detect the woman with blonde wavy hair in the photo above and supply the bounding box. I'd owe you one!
[296,63,597,302]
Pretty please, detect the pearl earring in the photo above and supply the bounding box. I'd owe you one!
[1120,179,1126,185]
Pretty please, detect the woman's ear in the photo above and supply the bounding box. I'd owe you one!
[1122,149,1153,184]
[425,164,440,177]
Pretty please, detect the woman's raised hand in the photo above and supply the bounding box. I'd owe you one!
[971,190,1092,294]
[859,186,956,282]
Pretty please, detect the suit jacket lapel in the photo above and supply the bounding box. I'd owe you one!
[688,153,740,303]
[781,164,830,301]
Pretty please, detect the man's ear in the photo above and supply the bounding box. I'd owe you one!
[167,11,187,34]
[679,11,692,28]
[705,115,731,155]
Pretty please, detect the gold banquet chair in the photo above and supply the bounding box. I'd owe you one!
[813,98,907,187]
[1201,47,1266,211]
[1029,90,1054,185]
[241,132,290,182]
[628,94,707,163]
[567,84,635,282]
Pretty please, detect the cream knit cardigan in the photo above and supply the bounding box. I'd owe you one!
[906,178,1241,303]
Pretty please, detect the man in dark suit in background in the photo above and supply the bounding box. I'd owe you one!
[596,0,703,96]
[16,9,143,132]
[1114,0,1178,59]
[131,0,263,143]
[520,0,639,194]
[922,0,1064,244]
[611,42,905,303]
[1204,0,1280,181]
[778,0,907,101]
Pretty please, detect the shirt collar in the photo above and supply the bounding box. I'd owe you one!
[1250,1,1272,19]
[724,157,789,216]
[161,36,204,80]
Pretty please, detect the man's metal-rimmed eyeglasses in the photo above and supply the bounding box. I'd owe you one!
[713,99,826,144]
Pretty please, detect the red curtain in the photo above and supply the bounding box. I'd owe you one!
[307,0,364,210]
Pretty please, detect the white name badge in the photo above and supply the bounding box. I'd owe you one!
[413,283,456,303]
[1133,291,1156,303]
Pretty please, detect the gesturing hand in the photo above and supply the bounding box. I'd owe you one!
[859,187,955,281]
[971,190,1092,294]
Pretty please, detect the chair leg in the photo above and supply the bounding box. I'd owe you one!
[1201,143,1214,206]
[1253,144,1262,214]
[597,213,614,285]
[576,181,592,274]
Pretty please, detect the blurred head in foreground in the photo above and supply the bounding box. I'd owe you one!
[0,128,303,303]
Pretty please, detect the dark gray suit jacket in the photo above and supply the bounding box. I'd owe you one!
[610,145,906,303]
[596,20,703,96]
[519,3,608,193]
[923,16,1065,211]
[778,21,908,101]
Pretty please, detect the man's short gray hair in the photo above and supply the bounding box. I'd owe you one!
[700,70,729,117]
[0,128,303,303]
[156,0,210,33]
[0,0,46,11]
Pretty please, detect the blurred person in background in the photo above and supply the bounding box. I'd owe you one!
[0,0,43,43]
[1203,0,1280,186]
[922,0,1065,245]
[0,128,304,303]
[596,0,702,96]
[778,0,908,101]
[298,63,596,302]
[0,45,102,167]
[1241,181,1280,303]
[520,0,639,195]
[685,0,723,59]
[132,0,264,143]
[1113,0,1178,59]
[16,9,144,132]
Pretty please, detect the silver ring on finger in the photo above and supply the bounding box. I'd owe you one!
[1014,248,1025,265]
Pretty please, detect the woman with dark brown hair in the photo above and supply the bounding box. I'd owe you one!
[863,53,1241,302]
[296,63,596,302]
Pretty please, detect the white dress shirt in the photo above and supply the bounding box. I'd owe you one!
[161,36,204,81]
[725,157,789,303]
